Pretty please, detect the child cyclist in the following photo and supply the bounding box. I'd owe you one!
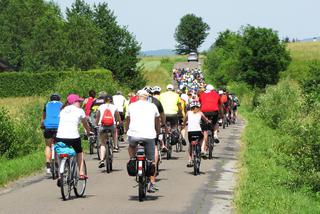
[182,101,210,167]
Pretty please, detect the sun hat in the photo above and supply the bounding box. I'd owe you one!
[137,90,149,98]
[67,94,84,104]
[167,84,174,90]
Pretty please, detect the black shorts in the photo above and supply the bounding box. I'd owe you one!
[166,114,178,126]
[44,129,57,139]
[188,131,203,143]
[119,112,125,121]
[55,138,82,153]
[201,111,219,131]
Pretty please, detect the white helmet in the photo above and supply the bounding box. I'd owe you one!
[167,84,174,90]
[190,101,201,108]
[206,84,214,91]
[218,90,223,95]
[152,86,161,93]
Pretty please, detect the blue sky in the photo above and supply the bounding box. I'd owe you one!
[54,0,320,51]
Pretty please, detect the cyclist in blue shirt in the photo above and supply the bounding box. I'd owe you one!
[41,94,63,174]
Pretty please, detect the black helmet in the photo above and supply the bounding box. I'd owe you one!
[50,93,61,101]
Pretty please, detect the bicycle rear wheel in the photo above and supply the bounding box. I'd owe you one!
[138,176,146,202]
[74,160,87,197]
[96,138,101,160]
[89,136,94,154]
[166,136,172,160]
[60,158,71,200]
[208,135,214,160]
[51,159,58,180]
[105,142,111,173]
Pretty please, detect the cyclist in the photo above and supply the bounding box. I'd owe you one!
[96,95,121,168]
[83,90,96,118]
[113,91,127,143]
[90,91,107,124]
[183,101,210,167]
[199,84,223,156]
[56,94,91,183]
[41,93,63,174]
[126,89,160,193]
[231,93,240,122]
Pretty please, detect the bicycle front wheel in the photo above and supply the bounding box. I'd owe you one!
[74,160,87,197]
[105,143,111,173]
[60,158,71,200]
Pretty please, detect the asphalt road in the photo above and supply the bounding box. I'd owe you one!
[0,119,244,214]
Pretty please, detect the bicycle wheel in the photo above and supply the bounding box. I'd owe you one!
[105,142,111,173]
[109,141,113,172]
[96,138,101,160]
[74,160,87,197]
[138,176,145,202]
[166,136,172,160]
[51,159,56,180]
[89,136,94,154]
[208,135,214,160]
[193,145,197,176]
[60,158,71,200]
[197,144,201,174]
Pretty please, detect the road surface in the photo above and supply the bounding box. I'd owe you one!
[0,119,244,214]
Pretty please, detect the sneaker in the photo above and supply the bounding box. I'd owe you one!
[214,138,220,144]
[113,147,119,152]
[56,178,61,187]
[46,167,51,175]
[148,183,159,193]
[181,139,187,146]
[186,161,193,167]
[98,160,105,168]
[161,146,168,152]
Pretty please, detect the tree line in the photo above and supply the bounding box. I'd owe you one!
[0,0,145,89]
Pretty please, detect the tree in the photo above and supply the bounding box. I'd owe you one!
[238,26,291,88]
[65,0,102,70]
[174,14,210,54]
[23,2,67,71]
[93,3,144,89]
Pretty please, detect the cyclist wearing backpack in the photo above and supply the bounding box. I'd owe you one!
[96,95,121,168]
[41,93,63,174]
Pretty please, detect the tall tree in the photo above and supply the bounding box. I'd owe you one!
[93,3,144,89]
[174,14,210,54]
[238,26,291,88]
[65,0,102,70]
[23,2,67,71]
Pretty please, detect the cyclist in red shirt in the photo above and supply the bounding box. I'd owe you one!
[199,84,223,156]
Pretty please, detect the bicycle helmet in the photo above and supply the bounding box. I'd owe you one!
[152,86,161,93]
[190,101,201,108]
[143,86,153,94]
[50,93,61,101]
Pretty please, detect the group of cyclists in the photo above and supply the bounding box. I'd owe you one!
[41,65,240,198]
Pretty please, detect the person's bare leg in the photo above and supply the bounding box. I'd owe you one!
[202,131,208,152]
[77,152,85,175]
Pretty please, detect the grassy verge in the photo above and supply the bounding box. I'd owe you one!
[235,108,320,213]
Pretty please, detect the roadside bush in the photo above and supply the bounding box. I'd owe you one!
[5,100,43,159]
[0,108,16,156]
[255,80,303,129]
[0,69,122,98]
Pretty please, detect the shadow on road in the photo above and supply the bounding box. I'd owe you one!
[128,195,164,201]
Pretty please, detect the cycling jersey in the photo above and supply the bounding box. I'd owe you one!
[84,97,95,117]
[113,94,126,113]
[199,91,220,112]
[90,98,105,114]
[43,101,62,129]
[159,91,180,115]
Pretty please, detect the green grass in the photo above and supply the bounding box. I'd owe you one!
[139,55,186,89]
[235,108,320,213]
[281,41,320,80]
[0,151,44,187]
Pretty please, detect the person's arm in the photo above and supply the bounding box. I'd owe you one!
[183,113,188,128]
[155,116,161,135]
[82,118,91,135]
[125,116,130,134]
[95,110,100,127]
[201,112,210,124]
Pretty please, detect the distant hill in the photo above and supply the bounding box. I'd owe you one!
[141,49,176,56]
[297,36,320,42]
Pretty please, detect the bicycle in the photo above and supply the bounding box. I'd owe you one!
[207,128,214,160]
[135,142,153,202]
[190,135,202,176]
[50,137,59,180]
[101,129,113,173]
[164,122,173,160]
[59,151,87,201]
[88,126,98,155]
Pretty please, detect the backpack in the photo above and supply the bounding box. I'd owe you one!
[101,106,114,126]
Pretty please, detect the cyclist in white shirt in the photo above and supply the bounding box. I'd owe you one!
[95,95,121,168]
[125,90,160,192]
[56,94,91,181]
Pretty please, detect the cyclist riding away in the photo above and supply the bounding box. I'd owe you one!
[126,90,160,193]
[96,95,121,168]
[199,84,223,155]
[41,93,63,174]
[56,94,92,184]
[183,101,210,167]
